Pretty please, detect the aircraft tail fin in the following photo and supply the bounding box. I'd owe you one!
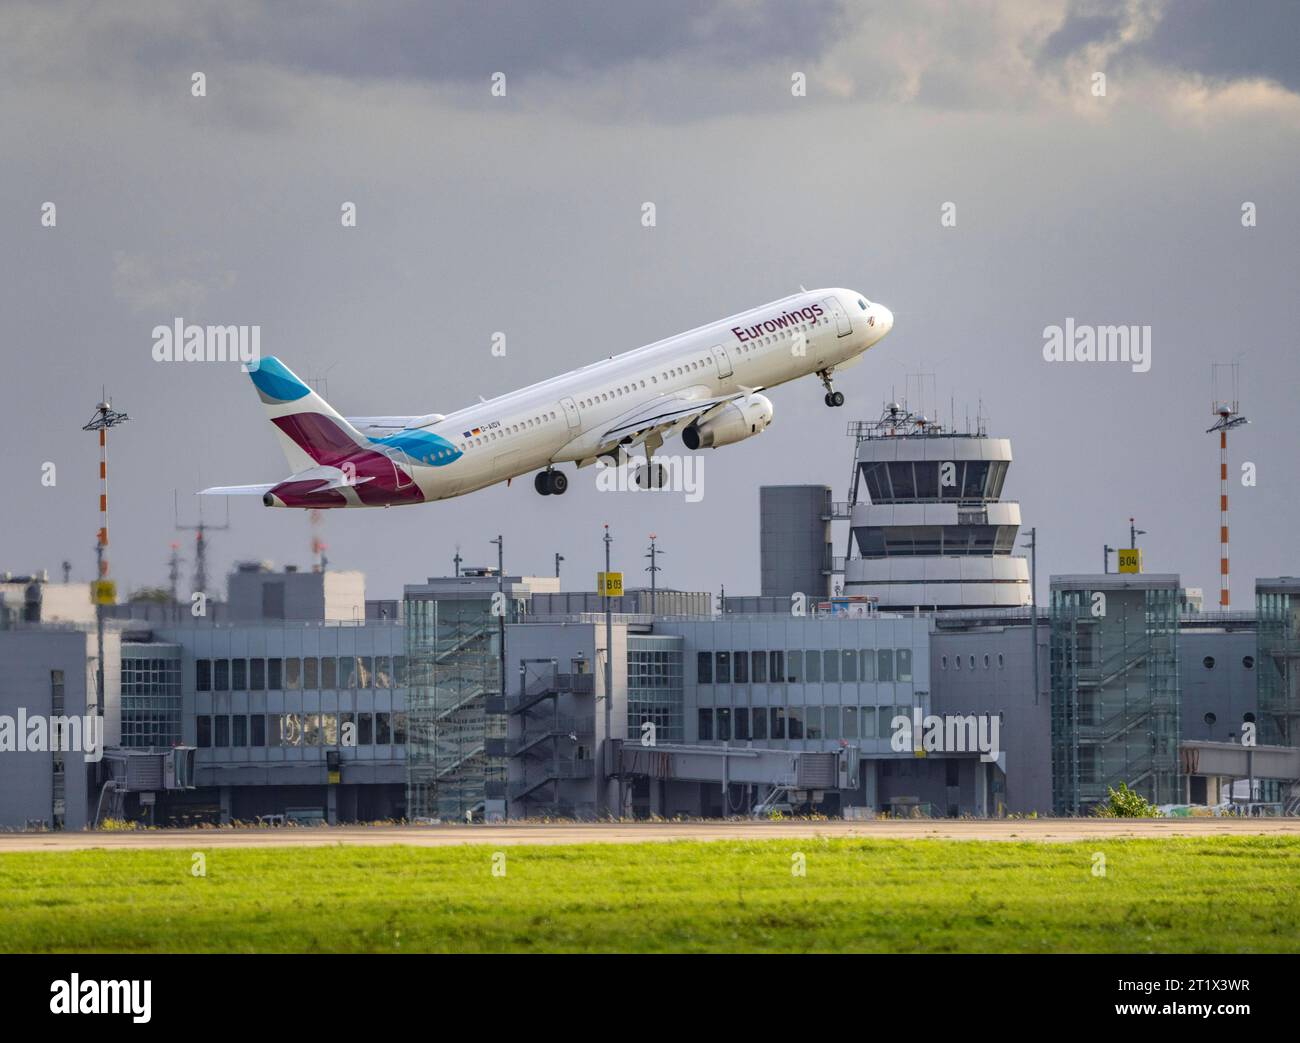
[247,357,367,471]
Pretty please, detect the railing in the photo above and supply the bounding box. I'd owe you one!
[507,672,596,713]
[433,743,485,779]
[508,759,594,800]
[509,717,594,756]
[837,497,1020,508]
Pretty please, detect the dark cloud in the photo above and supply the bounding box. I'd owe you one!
[1125,0,1300,92]
[117,0,847,84]
[1039,0,1300,93]
[1037,1,1126,64]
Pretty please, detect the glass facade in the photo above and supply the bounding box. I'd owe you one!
[121,646,183,747]
[860,459,1008,504]
[1257,582,1300,745]
[626,636,684,743]
[404,593,504,820]
[671,617,929,754]
[1050,580,1181,813]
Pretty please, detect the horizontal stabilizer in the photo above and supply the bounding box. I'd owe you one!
[200,483,277,497]
[201,466,373,498]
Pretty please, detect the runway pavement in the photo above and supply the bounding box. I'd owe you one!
[1,817,1297,852]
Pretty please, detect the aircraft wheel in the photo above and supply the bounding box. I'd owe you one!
[550,471,568,495]
[831,391,845,407]
[534,471,552,495]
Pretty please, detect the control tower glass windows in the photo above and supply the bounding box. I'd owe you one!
[889,462,916,499]
[862,462,888,502]
[914,462,938,498]
[986,461,1009,499]
[861,460,1006,503]
[962,461,991,499]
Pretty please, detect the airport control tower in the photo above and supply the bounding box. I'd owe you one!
[838,402,1031,611]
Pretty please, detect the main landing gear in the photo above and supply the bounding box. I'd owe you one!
[534,468,568,496]
[819,368,845,408]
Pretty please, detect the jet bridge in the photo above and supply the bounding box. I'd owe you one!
[615,740,860,813]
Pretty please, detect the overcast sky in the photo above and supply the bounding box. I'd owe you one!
[2,0,1297,605]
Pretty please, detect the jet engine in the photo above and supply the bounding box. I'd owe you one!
[682,394,774,450]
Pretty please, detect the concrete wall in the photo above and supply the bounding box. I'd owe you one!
[0,581,96,625]
[1179,629,1259,743]
[227,568,366,623]
[931,622,1051,814]
[0,627,121,829]
[760,485,831,600]
[504,622,608,818]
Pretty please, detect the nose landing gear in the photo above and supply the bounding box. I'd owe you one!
[534,469,568,496]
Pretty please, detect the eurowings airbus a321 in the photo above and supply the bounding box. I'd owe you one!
[202,288,893,507]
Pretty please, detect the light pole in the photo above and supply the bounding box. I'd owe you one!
[490,534,505,825]
[554,552,564,579]
[1129,517,1146,549]
[82,398,130,718]
[1103,545,1115,574]
[1021,527,1039,706]
[602,524,614,818]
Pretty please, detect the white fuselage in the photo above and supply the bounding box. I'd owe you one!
[416,288,891,499]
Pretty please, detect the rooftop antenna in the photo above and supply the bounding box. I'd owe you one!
[1207,362,1249,608]
[305,362,339,402]
[167,541,184,603]
[644,534,664,615]
[175,489,231,600]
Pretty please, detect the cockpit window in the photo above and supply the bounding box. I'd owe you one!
[858,298,869,310]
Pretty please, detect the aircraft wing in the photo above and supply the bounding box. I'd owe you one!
[600,387,766,446]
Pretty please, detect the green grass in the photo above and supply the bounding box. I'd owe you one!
[2,836,1297,953]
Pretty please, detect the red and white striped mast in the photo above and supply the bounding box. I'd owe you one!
[82,397,130,715]
[1206,365,1247,609]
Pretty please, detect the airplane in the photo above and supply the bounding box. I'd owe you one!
[202,288,893,508]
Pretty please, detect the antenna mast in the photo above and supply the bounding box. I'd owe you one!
[1207,363,1249,608]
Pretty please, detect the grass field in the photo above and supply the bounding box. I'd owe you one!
[2,835,1298,953]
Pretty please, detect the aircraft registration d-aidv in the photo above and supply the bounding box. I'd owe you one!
[202,288,892,507]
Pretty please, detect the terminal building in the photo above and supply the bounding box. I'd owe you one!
[1,405,1297,827]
